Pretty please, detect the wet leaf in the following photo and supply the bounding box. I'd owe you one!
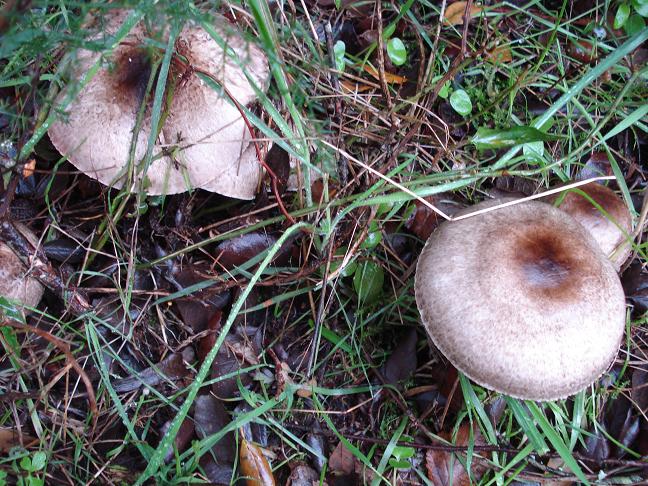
[576,151,612,180]
[113,349,195,393]
[353,260,384,304]
[287,463,319,486]
[387,38,407,66]
[161,417,195,463]
[425,423,486,486]
[582,428,610,465]
[406,196,462,240]
[194,395,236,464]
[381,327,418,386]
[240,436,276,486]
[449,89,472,116]
[265,144,290,194]
[215,232,278,269]
[43,238,86,264]
[631,364,648,417]
[443,2,483,25]
[568,40,598,63]
[621,262,648,313]
[472,126,561,150]
[173,266,230,332]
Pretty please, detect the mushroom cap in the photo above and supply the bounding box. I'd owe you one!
[547,183,633,270]
[48,11,269,198]
[414,199,626,401]
[0,223,44,312]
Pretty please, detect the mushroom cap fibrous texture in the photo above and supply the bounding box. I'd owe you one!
[546,183,633,270]
[48,10,270,198]
[414,199,626,401]
[0,223,44,312]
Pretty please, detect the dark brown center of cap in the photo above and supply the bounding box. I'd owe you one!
[514,227,581,300]
[111,46,154,108]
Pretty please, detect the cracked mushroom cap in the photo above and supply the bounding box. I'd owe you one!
[414,199,626,401]
[0,224,44,312]
[546,183,633,270]
[48,11,269,198]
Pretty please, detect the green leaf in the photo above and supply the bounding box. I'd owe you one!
[472,126,562,150]
[20,456,33,472]
[30,452,47,472]
[360,221,382,249]
[449,89,472,116]
[624,14,646,35]
[430,75,450,99]
[632,0,648,16]
[387,38,407,66]
[614,3,631,28]
[333,40,346,72]
[353,261,384,304]
[523,141,544,161]
[391,445,415,460]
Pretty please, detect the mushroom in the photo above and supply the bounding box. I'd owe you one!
[544,183,633,270]
[0,223,44,313]
[415,199,626,401]
[48,10,270,198]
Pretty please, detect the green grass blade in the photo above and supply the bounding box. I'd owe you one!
[527,401,590,485]
[493,28,648,170]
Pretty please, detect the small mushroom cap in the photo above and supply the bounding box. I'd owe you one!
[0,224,44,312]
[546,183,633,270]
[48,11,269,198]
[415,199,626,401]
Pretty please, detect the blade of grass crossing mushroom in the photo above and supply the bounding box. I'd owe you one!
[18,8,147,161]
[247,0,312,206]
[526,401,590,485]
[492,28,648,171]
[135,222,310,485]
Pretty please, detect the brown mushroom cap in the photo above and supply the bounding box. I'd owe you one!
[414,199,626,401]
[546,183,633,270]
[0,224,44,312]
[48,11,269,198]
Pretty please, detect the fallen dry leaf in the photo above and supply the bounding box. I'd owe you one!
[425,423,486,486]
[340,80,374,93]
[443,2,483,26]
[363,64,407,84]
[240,435,276,486]
[486,44,512,64]
[328,441,356,475]
[0,428,37,453]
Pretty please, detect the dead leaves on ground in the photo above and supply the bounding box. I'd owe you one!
[443,2,484,26]
[425,423,486,486]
